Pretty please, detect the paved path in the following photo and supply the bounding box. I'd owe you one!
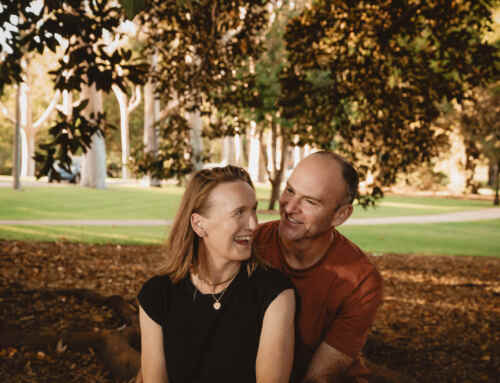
[1,208,499,226]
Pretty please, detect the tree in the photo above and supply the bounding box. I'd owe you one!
[458,84,500,204]
[279,0,499,204]
[128,0,271,182]
[0,0,148,185]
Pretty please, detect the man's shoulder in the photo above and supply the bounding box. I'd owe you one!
[254,220,280,243]
[325,230,382,285]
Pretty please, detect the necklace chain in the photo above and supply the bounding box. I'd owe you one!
[191,267,239,310]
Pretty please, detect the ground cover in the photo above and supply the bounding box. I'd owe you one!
[338,219,500,258]
[0,240,498,382]
[0,186,493,221]
[0,219,498,257]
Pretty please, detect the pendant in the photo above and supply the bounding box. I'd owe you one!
[213,301,221,310]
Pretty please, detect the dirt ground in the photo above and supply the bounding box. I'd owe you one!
[0,240,498,382]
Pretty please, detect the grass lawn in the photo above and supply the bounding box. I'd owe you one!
[0,184,498,256]
[338,219,500,257]
[0,185,494,220]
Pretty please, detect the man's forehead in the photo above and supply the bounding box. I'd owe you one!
[288,158,344,200]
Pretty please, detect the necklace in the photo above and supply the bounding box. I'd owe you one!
[190,267,239,310]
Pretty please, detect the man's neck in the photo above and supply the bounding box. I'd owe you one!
[279,229,334,270]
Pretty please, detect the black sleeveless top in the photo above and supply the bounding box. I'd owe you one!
[138,264,293,383]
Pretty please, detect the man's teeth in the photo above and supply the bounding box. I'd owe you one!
[287,215,300,224]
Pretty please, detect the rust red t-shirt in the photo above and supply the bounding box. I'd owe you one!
[254,221,383,382]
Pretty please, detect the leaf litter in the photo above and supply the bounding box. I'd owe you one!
[0,240,498,382]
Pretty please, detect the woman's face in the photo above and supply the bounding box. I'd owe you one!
[195,181,258,265]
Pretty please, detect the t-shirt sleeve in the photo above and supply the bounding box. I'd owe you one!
[137,275,170,326]
[325,269,383,358]
[257,267,295,312]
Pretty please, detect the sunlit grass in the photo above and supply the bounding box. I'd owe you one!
[338,219,500,257]
[0,184,498,256]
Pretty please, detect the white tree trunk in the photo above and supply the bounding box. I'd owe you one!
[18,81,30,177]
[223,136,236,165]
[113,85,141,179]
[248,122,260,182]
[81,84,106,189]
[13,85,21,190]
[143,54,161,187]
[186,110,204,171]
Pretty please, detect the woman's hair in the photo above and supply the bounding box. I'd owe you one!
[160,165,257,283]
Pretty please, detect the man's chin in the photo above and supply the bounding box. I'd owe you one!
[279,221,303,241]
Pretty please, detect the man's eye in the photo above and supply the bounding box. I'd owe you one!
[286,188,294,194]
[305,199,317,205]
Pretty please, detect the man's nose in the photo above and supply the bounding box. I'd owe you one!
[284,196,300,214]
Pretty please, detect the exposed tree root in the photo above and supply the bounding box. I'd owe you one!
[0,288,141,381]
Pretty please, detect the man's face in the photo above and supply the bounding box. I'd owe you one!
[278,156,349,243]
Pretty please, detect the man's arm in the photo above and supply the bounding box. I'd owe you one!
[303,269,383,383]
[302,342,352,383]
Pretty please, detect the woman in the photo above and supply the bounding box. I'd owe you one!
[138,165,295,383]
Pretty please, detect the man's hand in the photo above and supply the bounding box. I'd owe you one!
[302,342,353,383]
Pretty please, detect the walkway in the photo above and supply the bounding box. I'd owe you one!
[1,208,499,226]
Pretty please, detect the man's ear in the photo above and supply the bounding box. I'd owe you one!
[191,213,206,237]
[331,204,353,227]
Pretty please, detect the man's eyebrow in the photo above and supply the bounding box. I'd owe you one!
[287,182,322,203]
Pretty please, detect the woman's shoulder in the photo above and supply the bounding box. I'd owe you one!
[250,264,294,292]
[138,274,173,300]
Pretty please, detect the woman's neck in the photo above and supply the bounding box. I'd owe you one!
[191,246,241,293]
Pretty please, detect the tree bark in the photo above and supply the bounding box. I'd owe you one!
[143,54,161,187]
[187,109,204,171]
[494,161,499,206]
[13,85,21,190]
[81,84,107,189]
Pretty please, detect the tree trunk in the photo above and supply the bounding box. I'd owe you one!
[143,54,161,187]
[494,161,499,206]
[13,85,21,190]
[114,86,131,179]
[187,110,204,171]
[248,122,260,182]
[113,85,141,180]
[81,84,107,189]
[0,288,141,382]
[266,121,289,211]
[223,136,236,165]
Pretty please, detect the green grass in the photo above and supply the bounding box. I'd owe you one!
[0,185,498,257]
[0,185,493,221]
[338,219,500,258]
[351,195,493,218]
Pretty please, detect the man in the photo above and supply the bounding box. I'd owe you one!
[254,151,383,383]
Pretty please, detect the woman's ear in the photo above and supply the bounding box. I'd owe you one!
[191,213,206,238]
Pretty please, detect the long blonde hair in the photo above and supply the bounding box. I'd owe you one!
[161,165,258,283]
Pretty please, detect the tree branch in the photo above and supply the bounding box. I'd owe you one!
[33,90,61,129]
[0,101,15,124]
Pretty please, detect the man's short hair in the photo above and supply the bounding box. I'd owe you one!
[311,151,359,205]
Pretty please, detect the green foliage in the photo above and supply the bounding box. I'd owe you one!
[33,101,114,180]
[130,114,194,180]
[119,0,149,19]
[0,0,149,179]
[139,0,271,130]
[280,0,499,195]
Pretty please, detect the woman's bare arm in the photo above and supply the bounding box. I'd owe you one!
[139,305,169,383]
[256,288,295,383]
